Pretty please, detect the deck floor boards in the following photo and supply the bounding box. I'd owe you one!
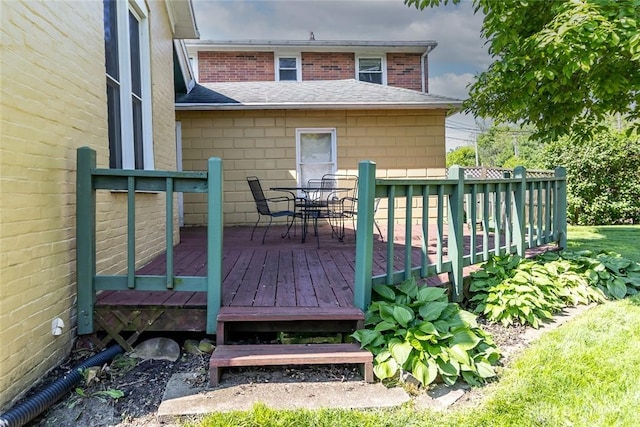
[96,224,551,311]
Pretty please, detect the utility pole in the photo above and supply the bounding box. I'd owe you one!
[474,132,479,166]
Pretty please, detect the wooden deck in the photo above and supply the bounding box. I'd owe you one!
[91,222,554,346]
[96,223,455,311]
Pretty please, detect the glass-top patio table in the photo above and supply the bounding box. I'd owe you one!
[270,186,352,246]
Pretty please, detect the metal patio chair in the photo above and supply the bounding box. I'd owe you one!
[247,176,300,244]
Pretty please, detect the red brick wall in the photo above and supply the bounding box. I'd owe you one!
[387,53,425,91]
[196,50,428,91]
[301,52,355,80]
[198,51,275,82]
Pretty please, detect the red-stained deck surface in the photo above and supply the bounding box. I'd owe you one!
[95,223,553,310]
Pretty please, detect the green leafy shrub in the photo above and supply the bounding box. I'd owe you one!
[351,278,500,387]
[469,250,639,329]
[469,255,568,328]
[542,129,640,225]
[542,250,640,299]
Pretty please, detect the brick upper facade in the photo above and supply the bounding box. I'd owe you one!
[190,41,434,92]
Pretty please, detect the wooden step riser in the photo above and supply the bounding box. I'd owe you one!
[209,343,374,387]
[216,306,365,346]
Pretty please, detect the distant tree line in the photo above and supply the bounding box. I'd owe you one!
[446,122,640,225]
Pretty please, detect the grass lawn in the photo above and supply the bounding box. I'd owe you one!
[566,225,640,261]
[188,226,640,427]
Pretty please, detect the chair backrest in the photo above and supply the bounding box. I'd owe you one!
[247,176,271,216]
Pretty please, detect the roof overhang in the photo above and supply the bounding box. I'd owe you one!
[186,39,438,54]
[176,102,461,113]
[166,0,200,39]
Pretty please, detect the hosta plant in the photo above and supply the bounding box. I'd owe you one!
[469,255,568,328]
[469,250,637,329]
[351,277,500,387]
[542,250,640,299]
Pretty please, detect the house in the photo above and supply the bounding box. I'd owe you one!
[0,0,199,410]
[177,40,462,226]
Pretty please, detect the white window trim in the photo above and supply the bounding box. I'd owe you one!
[275,54,302,82]
[111,0,154,170]
[355,54,387,86]
[295,128,337,187]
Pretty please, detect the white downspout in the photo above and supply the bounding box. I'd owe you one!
[421,44,437,93]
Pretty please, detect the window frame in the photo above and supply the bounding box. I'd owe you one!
[355,55,387,85]
[275,54,302,82]
[104,0,154,170]
[295,128,337,188]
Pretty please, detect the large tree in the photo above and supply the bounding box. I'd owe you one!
[407,0,640,141]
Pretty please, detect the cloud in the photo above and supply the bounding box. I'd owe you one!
[429,72,475,100]
[191,0,490,75]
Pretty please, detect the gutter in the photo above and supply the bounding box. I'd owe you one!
[421,43,437,93]
[175,101,463,111]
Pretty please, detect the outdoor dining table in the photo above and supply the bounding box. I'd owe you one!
[270,186,352,246]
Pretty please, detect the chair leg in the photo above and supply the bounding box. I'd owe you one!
[250,216,261,241]
[262,217,274,244]
[374,219,384,241]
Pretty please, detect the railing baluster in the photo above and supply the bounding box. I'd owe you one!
[483,184,490,261]
[404,185,414,281]
[528,181,534,248]
[470,183,477,263]
[494,183,501,256]
[537,181,543,246]
[436,185,444,273]
[513,167,526,256]
[166,177,174,289]
[386,186,396,285]
[545,180,552,243]
[127,176,136,289]
[421,185,429,276]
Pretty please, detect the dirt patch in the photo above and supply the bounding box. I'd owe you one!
[16,322,531,427]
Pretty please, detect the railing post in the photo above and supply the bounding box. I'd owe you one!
[76,147,96,335]
[207,157,224,334]
[513,166,527,256]
[555,167,567,249]
[447,166,465,302]
[354,160,376,310]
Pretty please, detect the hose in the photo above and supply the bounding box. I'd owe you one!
[0,345,123,427]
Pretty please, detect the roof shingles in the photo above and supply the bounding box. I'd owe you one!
[176,79,462,111]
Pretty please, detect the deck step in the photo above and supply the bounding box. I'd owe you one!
[216,306,365,345]
[209,343,373,386]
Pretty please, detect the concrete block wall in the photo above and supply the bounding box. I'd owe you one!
[0,1,178,410]
[176,109,446,226]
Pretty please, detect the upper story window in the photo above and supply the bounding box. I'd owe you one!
[356,56,386,85]
[104,0,154,170]
[276,55,301,81]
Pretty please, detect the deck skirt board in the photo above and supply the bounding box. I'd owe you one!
[209,343,374,386]
[216,306,364,322]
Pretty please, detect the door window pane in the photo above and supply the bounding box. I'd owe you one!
[297,130,336,187]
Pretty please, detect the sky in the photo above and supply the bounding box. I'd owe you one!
[190,0,491,151]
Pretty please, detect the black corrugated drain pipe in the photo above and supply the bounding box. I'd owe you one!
[0,345,124,427]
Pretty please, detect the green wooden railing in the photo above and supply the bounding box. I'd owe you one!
[76,147,223,335]
[353,161,567,309]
